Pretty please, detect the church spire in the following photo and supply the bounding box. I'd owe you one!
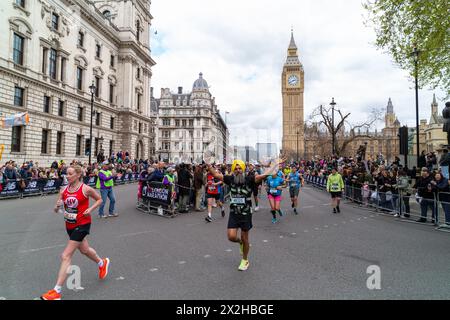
[386,97,394,114]
[289,27,297,51]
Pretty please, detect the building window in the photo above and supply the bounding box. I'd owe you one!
[103,10,111,20]
[58,100,64,117]
[51,13,59,30]
[182,119,187,127]
[109,140,114,155]
[163,130,170,138]
[110,116,114,129]
[77,32,84,47]
[137,94,142,112]
[85,138,91,156]
[76,67,83,90]
[11,126,22,152]
[95,44,101,58]
[139,122,142,134]
[110,55,114,67]
[13,33,24,65]
[41,129,49,154]
[56,131,63,155]
[15,0,25,8]
[189,119,194,127]
[109,84,114,103]
[49,48,57,79]
[95,76,100,97]
[76,135,82,156]
[137,67,140,79]
[136,20,140,42]
[77,105,83,121]
[163,142,170,150]
[43,96,50,113]
[162,119,170,126]
[175,119,180,127]
[95,112,101,126]
[94,137,99,156]
[14,86,24,106]
[42,48,48,74]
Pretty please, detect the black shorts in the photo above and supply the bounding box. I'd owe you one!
[330,191,342,199]
[252,188,258,197]
[227,212,252,232]
[289,186,300,198]
[66,224,91,242]
[206,193,220,200]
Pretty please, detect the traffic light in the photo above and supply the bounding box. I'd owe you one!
[399,126,408,155]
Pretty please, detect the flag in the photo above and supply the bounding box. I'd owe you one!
[0,144,4,161]
[1,112,30,128]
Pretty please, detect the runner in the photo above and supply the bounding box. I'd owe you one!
[326,167,344,213]
[206,158,282,271]
[205,168,225,222]
[266,170,285,223]
[247,163,260,212]
[286,165,303,214]
[40,165,109,300]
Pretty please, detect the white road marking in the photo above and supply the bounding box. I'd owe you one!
[263,240,268,243]
[178,261,186,264]
[116,276,125,280]
[225,249,232,252]
[291,233,297,235]
[324,225,329,228]
[279,236,284,238]
[204,255,211,258]
[314,228,320,231]
[149,268,159,272]
[364,217,368,219]
[20,244,65,254]
[117,230,155,238]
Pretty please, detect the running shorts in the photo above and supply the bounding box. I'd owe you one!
[66,224,91,242]
[268,194,282,202]
[227,212,252,231]
[330,191,342,198]
[206,193,220,200]
[289,186,300,198]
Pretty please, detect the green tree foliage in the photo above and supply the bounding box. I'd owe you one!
[363,0,450,98]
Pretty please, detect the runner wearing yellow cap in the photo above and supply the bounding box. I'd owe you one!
[207,158,284,271]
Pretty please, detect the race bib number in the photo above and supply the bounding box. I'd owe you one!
[230,197,246,205]
[270,188,278,194]
[208,186,216,192]
[64,211,77,224]
[331,183,340,191]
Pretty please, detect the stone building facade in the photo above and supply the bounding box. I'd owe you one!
[154,73,229,164]
[0,0,156,166]
[304,98,401,163]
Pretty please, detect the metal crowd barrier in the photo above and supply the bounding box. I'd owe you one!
[304,174,450,233]
[0,173,140,200]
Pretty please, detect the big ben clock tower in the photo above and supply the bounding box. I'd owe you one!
[282,30,304,160]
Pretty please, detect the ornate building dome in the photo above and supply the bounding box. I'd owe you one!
[192,72,209,91]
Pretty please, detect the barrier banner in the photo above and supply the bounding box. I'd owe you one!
[0,181,20,197]
[123,173,131,183]
[22,179,41,195]
[84,176,97,187]
[114,175,124,185]
[42,179,62,193]
[142,181,172,207]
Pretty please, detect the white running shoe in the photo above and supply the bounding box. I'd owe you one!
[254,206,259,212]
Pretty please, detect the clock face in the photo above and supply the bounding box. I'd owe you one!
[288,74,299,86]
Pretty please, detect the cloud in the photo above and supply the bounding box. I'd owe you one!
[150,0,446,149]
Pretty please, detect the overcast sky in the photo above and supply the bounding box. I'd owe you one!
[149,0,446,149]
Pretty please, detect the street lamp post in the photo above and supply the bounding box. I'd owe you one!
[330,97,336,156]
[296,129,299,163]
[88,81,96,166]
[411,45,421,168]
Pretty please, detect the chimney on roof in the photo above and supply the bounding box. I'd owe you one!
[178,87,183,94]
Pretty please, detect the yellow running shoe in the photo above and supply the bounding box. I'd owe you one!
[238,259,249,271]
